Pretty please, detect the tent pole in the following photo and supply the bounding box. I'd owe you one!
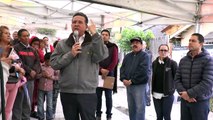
[195,17,200,33]
[195,0,203,33]
[101,15,105,29]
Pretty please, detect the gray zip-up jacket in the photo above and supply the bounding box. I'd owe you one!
[50,31,108,94]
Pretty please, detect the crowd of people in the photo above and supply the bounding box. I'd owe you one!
[119,33,213,120]
[0,12,213,120]
[0,26,60,120]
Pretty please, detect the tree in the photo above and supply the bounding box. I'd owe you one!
[117,28,155,52]
[37,28,56,36]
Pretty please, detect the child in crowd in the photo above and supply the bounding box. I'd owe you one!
[37,52,57,120]
[29,36,42,118]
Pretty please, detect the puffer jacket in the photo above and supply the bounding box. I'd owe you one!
[175,48,213,101]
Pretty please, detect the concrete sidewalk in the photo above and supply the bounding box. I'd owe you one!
[31,82,213,120]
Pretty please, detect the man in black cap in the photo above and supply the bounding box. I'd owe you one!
[120,37,150,120]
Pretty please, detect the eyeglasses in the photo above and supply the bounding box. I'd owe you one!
[159,49,168,52]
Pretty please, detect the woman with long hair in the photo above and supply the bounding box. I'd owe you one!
[0,26,12,88]
[0,25,12,120]
[0,26,26,120]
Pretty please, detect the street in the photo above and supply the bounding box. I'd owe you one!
[31,81,213,120]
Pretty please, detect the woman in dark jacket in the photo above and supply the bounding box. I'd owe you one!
[152,44,177,120]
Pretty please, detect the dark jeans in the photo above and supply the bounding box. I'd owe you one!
[180,98,209,120]
[153,95,174,120]
[96,87,112,118]
[52,81,60,114]
[145,80,151,105]
[146,72,152,105]
[31,79,39,112]
[60,92,97,120]
[12,80,34,120]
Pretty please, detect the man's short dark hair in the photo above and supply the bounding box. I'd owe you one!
[73,12,88,24]
[44,52,52,61]
[18,29,29,37]
[101,29,110,36]
[192,33,204,43]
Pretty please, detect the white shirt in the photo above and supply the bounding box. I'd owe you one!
[20,42,30,48]
[43,44,52,54]
[158,59,164,64]
[73,34,85,46]
[78,35,85,45]
[153,92,168,99]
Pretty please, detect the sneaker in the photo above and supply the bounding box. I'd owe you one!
[96,116,101,120]
[30,111,38,118]
[146,102,151,106]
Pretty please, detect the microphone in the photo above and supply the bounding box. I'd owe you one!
[74,30,79,42]
[73,30,81,51]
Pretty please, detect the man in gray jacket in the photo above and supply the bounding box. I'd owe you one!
[175,33,213,120]
[50,12,108,120]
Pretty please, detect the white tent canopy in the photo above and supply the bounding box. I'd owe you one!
[90,0,213,22]
[0,0,213,30]
[0,0,144,30]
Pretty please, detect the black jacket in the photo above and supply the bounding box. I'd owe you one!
[120,50,150,85]
[175,48,213,101]
[152,57,178,95]
[14,42,41,80]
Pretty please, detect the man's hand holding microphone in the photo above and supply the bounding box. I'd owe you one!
[71,30,82,57]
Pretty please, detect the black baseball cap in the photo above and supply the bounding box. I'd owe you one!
[130,37,142,44]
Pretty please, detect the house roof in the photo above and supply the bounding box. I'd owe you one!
[205,32,213,39]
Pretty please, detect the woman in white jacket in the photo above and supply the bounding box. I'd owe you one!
[0,25,12,119]
[0,26,12,91]
[0,26,27,120]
